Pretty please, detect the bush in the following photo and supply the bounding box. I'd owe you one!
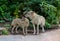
[0,0,60,28]
[2,29,9,35]
[4,24,11,29]
[40,2,57,24]
[45,21,51,28]
[0,20,5,23]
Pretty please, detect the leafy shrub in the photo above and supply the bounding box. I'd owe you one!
[0,20,5,23]
[45,21,51,28]
[40,2,58,24]
[2,29,9,35]
[0,0,60,28]
[4,24,11,29]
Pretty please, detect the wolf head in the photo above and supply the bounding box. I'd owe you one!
[24,11,35,19]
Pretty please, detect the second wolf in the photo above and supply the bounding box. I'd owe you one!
[11,17,29,35]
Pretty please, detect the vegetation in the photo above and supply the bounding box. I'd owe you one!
[0,0,60,28]
[4,24,11,29]
[2,29,9,35]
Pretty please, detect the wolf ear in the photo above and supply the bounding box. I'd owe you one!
[30,11,35,15]
[31,11,34,14]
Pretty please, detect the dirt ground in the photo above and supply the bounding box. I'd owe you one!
[0,28,60,41]
[0,22,60,41]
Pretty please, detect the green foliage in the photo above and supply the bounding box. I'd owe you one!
[2,29,9,35]
[45,21,51,28]
[0,0,60,28]
[0,20,5,23]
[4,24,11,29]
[2,24,11,35]
[40,2,58,24]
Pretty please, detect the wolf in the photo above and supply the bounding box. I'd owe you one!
[11,17,29,35]
[24,11,45,34]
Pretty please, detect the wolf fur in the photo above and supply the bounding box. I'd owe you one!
[24,11,45,34]
[11,17,29,35]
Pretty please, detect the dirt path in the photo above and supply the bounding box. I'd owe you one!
[0,29,60,41]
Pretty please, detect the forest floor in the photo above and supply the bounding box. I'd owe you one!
[0,28,60,41]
